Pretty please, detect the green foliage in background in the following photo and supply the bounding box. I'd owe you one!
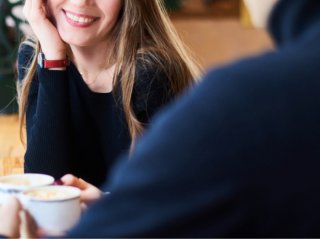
[0,0,24,114]
[163,0,183,11]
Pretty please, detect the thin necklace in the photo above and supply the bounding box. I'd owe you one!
[80,56,112,85]
[69,46,113,86]
[81,68,105,85]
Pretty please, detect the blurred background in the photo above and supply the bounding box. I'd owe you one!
[0,0,273,176]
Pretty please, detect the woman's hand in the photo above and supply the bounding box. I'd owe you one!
[23,0,67,60]
[0,197,22,238]
[61,174,103,208]
[20,210,63,238]
[19,210,43,238]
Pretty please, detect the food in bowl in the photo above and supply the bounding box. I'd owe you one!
[0,178,31,186]
[24,190,74,201]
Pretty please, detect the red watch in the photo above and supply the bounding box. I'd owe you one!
[37,52,69,69]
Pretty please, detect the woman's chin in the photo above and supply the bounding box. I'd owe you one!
[61,37,94,48]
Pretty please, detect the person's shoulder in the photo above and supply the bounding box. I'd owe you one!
[130,52,174,123]
[19,38,36,56]
[201,49,280,89]
[203,42,315,90]
[192,44,319,122]
[134,52,170,95]
[17,38,37,84]
[135,52,168,83]
[18,38,37,68]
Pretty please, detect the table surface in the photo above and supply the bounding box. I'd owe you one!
[0,115,24,176]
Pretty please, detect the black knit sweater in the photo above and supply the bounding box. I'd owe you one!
[18,44,173,187]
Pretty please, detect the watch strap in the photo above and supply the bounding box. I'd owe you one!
[38,52,69,69]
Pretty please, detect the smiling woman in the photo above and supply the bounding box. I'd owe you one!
[17,0,201,187]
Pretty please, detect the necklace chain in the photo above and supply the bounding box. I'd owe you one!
[81,68,105,85]
[80,63,116,87]
[73,50,111,86]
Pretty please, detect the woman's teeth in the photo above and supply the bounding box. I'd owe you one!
[66,12,95,24]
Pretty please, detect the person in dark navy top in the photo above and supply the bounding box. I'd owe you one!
[4,0,320,237]
[18,0,201,187]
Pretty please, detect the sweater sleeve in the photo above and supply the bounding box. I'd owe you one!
[18,43,72,179]
[132,64,175,126]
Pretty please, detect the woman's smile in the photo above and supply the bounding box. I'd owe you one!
[47,0,122,47]
[63,10,99,28]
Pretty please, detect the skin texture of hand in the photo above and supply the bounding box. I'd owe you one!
[19,210,41,238]
[20,210,64,238]
[0,197,22,238]
[61,174,103,206]
[23,0,67,60]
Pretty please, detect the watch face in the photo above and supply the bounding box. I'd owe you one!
[37,53,44,68]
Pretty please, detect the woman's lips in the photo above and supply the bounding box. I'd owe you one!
[63,9,99,28]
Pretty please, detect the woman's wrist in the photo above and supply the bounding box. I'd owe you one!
[41,51,67,62]
[37,52,69,71]
[40,44,67,60]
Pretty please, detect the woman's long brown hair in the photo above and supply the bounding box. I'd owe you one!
[18,0,201,146]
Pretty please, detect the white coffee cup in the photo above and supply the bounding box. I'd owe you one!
[0,174,54,205]
[20,186,81,234]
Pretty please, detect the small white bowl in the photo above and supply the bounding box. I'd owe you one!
[0,174,54,205]
[20,186,81,234]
